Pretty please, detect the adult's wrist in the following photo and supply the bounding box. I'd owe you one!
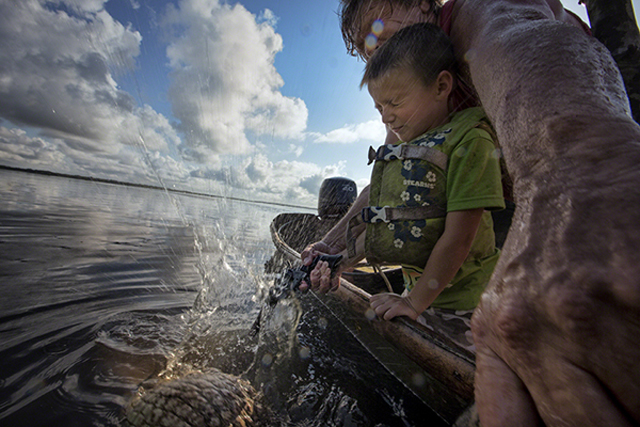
[318,239,343,254]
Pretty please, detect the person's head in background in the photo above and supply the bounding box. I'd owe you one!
[340,0,444,60]
[361,22,456,142]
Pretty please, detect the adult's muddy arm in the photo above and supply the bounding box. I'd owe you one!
[451,0,640,426]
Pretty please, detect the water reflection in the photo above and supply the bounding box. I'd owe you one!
[0,169,441,427]
[0,169,278,426]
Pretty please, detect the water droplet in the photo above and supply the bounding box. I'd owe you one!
[412,371,426,387]
[371,19,384,36]
[318,317,328,329]
[365,34,378,51]
[365,308,376,320]
[299,346,310,359]
[464,48,477,62]
[261,353,273,366]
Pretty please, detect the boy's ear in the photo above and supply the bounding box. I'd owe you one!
[436,70,454,99]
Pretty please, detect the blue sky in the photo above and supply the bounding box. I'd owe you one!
[0,0,637,207]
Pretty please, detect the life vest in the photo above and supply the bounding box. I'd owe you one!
[347,108,499,268]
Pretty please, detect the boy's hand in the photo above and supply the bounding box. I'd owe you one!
[370,293,421,321]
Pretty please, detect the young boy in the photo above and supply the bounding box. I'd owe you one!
[357,22,504,323]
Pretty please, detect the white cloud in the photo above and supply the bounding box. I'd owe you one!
[0,0,325,206]
[288,144,304,158]
[0,0,179,156]
[117,105,181,152]
[310,119,386,144]
[0,127,66,167]
[257,9,278,27]
[163,0,308,160]
[46,0,107,14]
[0,123,192,186]
[184,153,346,205]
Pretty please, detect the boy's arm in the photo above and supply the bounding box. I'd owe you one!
[370,208,484,320]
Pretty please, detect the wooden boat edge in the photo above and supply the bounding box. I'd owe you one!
[269,213,476,401]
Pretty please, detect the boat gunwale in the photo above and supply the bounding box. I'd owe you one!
[269,212,477,401]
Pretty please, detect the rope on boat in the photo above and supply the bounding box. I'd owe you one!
[372,263,394,293]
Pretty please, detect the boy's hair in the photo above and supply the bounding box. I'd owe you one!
[360,22,455,88]
[339,0,444,59]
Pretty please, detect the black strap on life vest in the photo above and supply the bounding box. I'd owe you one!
[360,205,447,223]
[348,143,450,259]
[367,144,449,171]
[346,204,447,258]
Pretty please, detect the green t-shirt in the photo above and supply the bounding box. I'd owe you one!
[399,107,505,310]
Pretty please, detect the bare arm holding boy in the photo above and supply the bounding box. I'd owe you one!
[450,1,640,426]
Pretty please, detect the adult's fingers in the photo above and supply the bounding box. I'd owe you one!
[531,361,638,427]
[307,260,331,293]
[317,261,334,293]
[300,246,319,266]
[308,261,323,290]
[475,340,639,427]
[301,241,337,266]
[329,273,341,291]
[473,343,541,427]
[473,302,639,427]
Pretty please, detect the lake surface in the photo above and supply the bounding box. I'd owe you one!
[0,169,445,427]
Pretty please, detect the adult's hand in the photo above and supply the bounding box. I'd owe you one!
[471,213,640,427]
[300,240,336,267]
[299,241,341,293]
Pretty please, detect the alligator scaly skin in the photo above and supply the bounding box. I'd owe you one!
[126,368,270,427]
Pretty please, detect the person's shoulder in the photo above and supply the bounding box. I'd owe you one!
[543,0,565,17]
[463,126,497,148]
[453,0,557,17]
[449,107,488,127]
[449,108,498,148]
[455,0,586,25]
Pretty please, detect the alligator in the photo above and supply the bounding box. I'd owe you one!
[125,368,271,427]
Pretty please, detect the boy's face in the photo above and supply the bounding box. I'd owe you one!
[356,1,435,59]
[368,67,450,142]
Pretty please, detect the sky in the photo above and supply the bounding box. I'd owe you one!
[0,0,638,208]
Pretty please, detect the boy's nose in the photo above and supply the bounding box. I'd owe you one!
[381,109,394,124]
